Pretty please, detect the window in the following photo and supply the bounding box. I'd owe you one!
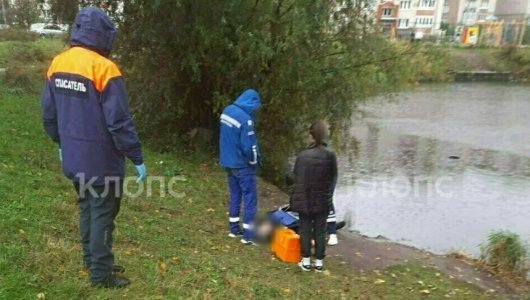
[398,19,410,28]
[419,0,436,7]
[480,0,489,8]
[416,17,434,27]
[44,25,61,30]
[382,8,393,16]
[400,0,411,10]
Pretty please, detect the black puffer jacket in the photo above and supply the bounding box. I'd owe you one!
[291,144,338,214]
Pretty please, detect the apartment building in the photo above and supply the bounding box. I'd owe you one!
[495,0,530,22]
[376,0,445,37]
[443,0,497,28]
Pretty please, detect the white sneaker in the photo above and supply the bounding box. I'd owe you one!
[328,234,338,246]
[228,231,242,238]
[240,239,257,246]
[298,261,312,272]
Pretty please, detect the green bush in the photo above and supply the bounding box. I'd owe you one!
[2,42,49,94]
[115,1,429,184]
[480,230,529,276]
[0,29,38,42]
[496,46,530,80]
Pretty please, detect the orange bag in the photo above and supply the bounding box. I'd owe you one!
[271,227,301,263]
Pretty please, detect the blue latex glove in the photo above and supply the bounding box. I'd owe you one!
[135,163,147,184]
[58,148,63,162]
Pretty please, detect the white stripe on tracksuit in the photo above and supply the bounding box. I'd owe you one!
[327,212,336,223]
[249,145,258,165]
[220,114,241,128]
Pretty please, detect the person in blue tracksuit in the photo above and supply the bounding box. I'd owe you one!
[41,7,146,288]
[219,89,262,245]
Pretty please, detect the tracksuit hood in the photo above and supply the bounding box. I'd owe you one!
[70,7,116,56]
[234,89,261,115]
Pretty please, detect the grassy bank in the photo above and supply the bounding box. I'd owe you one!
[0,92,498,299]
[447,47,530,77]
[0,39,66,66]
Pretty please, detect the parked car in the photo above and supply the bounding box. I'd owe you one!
[30,23,68,37]
[0,24,10,30]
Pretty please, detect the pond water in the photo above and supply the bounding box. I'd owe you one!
[334,83,530,257]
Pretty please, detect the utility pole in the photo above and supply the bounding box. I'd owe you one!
[1,0,7,25]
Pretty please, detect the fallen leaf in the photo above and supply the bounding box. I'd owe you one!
[419,289,431,295]
[171,257,180,264]
[158,262,167,271]
[207,208,215,212]
[417,280,425,286]
[323,270,331,276]
[374,279,386,284]
[78,270,88,278]
[283,288,291,294]
[19,229,25,234]
[37,293,45,299]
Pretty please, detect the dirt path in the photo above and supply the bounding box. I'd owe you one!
[257,178,520,298]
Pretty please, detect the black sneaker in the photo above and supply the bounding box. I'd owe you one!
[298,261,312,272]
[91,274,131,289]
[314,266,324,273]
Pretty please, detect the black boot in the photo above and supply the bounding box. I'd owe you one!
[91,274,131,288]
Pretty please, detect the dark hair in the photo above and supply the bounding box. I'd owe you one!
[309,121,328,145]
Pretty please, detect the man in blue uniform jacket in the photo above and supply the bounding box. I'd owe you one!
[41,7,146,288]
[219,89,262,245]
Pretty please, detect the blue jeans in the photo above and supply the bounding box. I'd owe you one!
[226,167,258,241]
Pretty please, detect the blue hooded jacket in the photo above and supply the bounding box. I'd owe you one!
[219,89,262,169]
[41,7,143,185]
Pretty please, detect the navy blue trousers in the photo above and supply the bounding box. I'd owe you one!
[227,167,258,241]
[74,181,122,283]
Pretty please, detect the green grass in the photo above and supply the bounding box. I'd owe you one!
[0,90,498,299]
[0,39,66,66]
[447,47,530,74]
[481,231,529,276]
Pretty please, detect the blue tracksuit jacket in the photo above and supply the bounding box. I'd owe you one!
[41,7,143,185]
[219,89,261,168]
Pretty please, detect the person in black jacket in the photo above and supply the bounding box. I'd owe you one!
[291,121,338,272]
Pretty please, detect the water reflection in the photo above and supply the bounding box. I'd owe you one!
[335,83,530,257]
